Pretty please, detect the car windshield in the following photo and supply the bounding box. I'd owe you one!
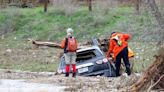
[60,48,103,66]
[76,49,101,63]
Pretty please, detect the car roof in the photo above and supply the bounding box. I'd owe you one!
[77,46,103,55]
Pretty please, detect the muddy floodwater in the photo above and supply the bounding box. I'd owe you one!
[0,79,65,92]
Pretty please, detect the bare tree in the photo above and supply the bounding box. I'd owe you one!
[148,0,164,44]
[44,0,49,12]
[135,0,141,14]
[8,0,11,3]
[148,0,164,29]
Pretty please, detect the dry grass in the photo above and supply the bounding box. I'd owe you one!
[0,44,62,72]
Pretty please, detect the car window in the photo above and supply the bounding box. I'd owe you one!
[76,49,102,63]
[60,49,103,66]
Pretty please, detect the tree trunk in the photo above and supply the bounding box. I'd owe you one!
[44,0,48,12]
[135,0,140,14]
[1,0,3,5]
[148,0,164,29]
[30,40,62,49]
[8,0,11,3]
[148,0,164,44]
[87,0,92,11]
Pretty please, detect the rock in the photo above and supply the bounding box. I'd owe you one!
[6,49,12,53]
[14,37,17,40]
[1,35,4,39]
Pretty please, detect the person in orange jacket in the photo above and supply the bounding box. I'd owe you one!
[106,32,131,76]
[61,28,78,77]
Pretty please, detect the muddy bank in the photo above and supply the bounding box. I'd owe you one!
[0,69,57,79]
[0,79,65,92]
[0,69,142,92]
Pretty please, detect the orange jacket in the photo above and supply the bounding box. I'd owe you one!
[106,33,131,59]
[61,38,66,49]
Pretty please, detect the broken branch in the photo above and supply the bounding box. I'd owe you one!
[147,74,164,92]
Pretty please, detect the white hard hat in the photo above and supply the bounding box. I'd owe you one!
[66,28,74,34]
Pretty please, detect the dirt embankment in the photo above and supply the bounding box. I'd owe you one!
[0,69,141,92]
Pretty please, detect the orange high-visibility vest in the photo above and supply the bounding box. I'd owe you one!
[128,47,135,58]
[106,33,131,59]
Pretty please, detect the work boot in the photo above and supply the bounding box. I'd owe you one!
[72,72,76,77]
[65,73,69,77]
[126,66,131,76]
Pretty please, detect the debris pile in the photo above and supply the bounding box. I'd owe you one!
[130,48,164,92]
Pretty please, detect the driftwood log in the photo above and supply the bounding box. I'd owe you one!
[28,38,109,52]
[33,41,62,49]
[28,39,62,49]
[130,47,164,92]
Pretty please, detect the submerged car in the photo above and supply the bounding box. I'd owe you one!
[57,44,116,77]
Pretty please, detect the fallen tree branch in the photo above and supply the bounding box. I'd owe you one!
[33,41,62,48]
[28,38,62,49]
[147,74,164,92]
[129,48,164,92]
[28,38,110,52]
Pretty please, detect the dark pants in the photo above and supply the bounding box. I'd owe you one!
[115,47,131,76]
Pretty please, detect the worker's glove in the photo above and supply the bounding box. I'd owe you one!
[103,58,108,63]
[108,54,115,62]
[103,57,114,63]
[108,57,114,62]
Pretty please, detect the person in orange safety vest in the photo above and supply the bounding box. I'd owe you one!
[106,32,131,77]
[61,28,78,77]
